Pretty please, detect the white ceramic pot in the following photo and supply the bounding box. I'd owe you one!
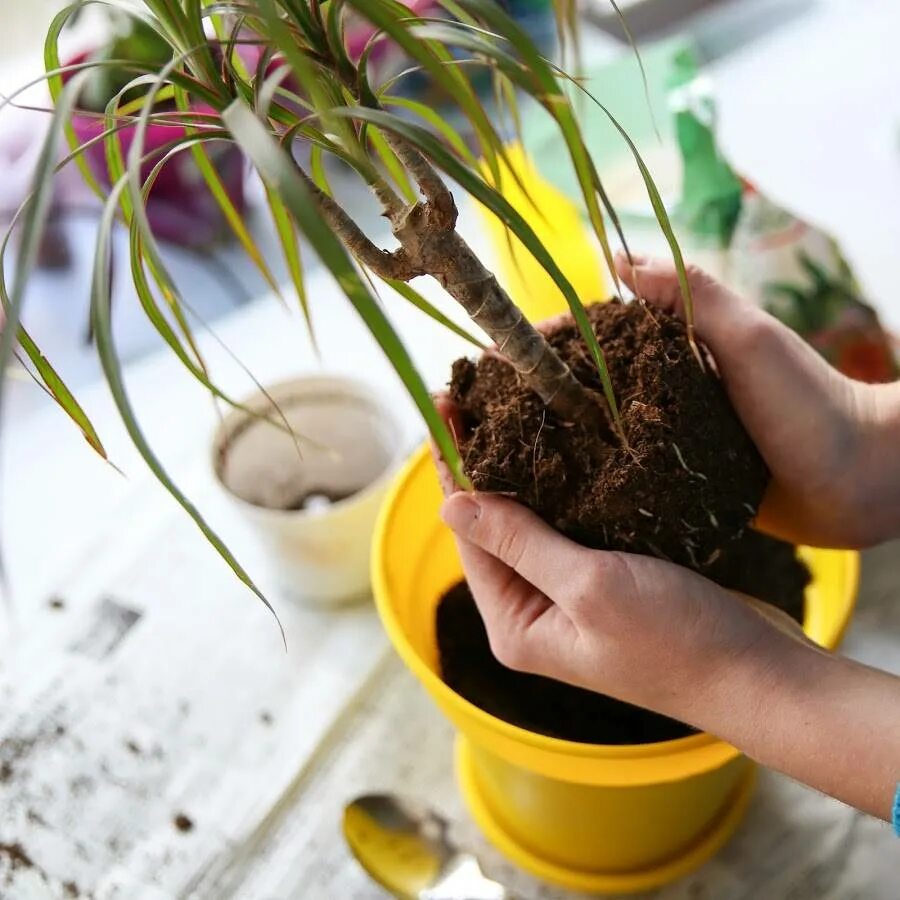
[212,375,403,608]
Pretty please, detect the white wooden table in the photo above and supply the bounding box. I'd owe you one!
[1,248,899,900]
[3,1,900,894]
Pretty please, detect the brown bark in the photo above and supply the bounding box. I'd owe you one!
[296,144,611,438]
[392,201,611,438]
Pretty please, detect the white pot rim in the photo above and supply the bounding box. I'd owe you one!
[211,373,406,522]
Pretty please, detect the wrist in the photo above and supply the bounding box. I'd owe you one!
[855,382,900,543]
[684,608,824,744]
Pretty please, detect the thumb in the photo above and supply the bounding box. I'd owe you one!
[614,251,759,349]
[440,492,586,595]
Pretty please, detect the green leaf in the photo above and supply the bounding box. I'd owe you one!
[332,105,624,437]
[382,96,479,169]
[346,0,509,187]
[309,143,333,195]
[222,98,470,488]
[367,128,417,205]
[409,15,620,290]
[264,182,318,351]
[126,141,310,438]
[103,66,210,373]
[606,1,660,140]
[44,3,221,201]
[381,279,487,350]
[173,85,285,301]
[0,72,91,451]
[558,72,696,335]
[92,175,284,639]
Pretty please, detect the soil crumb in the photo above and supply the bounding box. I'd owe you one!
[173,813,194,832]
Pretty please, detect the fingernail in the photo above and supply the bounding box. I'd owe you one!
[440,494,480,534]
[617,250,646,266]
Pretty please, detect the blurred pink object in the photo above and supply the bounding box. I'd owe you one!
[66,53,245,248]
[0,105,46,215]
[344,0,440,64]
[0,104,75,269]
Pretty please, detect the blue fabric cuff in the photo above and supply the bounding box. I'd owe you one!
[893,783,900,837]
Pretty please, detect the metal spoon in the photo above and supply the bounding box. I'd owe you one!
[343,793,514,900]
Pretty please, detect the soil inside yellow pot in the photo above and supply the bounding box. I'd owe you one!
[372,446,859,894]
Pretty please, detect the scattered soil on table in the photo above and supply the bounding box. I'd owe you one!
[259,710,274,726]
[0,840,83,897]
[449,300,768,570]
[0,842,33,873]
[437,532,809,745]
[173,813,194,832]
[1,842,36,890]
[0,722,69,786]
[48,596,66,611]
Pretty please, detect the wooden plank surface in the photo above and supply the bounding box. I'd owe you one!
[1,303,899,898]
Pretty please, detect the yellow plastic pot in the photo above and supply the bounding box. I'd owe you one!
[372,446,859,894]
[475,145,607,322]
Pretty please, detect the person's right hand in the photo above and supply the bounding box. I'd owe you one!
[615,252,900,549]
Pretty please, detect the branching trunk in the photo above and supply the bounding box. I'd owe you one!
[297,140,611,439]
[393,202,610,437]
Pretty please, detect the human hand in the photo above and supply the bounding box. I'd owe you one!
[614,252,897,548]
[430,412,803,728]
[434,448,900,823]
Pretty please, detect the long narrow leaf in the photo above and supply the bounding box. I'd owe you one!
[222,99,470,487]
[330,105,624,436]
[0,73,89,450]
[607,0,660,141]
[382,96,479,168]
[264,182,318,350]
[92,177,284,637]
[381,279,487,350]
[367,128,417,205]
[173,85,284,300]
[560,75,696,336]
[0,169,108,459]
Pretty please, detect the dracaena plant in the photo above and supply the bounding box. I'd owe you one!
[1,0,694,615]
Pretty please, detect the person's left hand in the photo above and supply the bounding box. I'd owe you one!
[431,397,809,730]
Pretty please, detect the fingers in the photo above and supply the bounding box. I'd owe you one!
[452,532,563,667]
[430,393,464,497]
[614,250,754,347]
[440,492,587,597]
[431,397,578,671]
[534,311,573,335]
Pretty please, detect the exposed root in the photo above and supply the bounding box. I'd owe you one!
[672,442,708,481]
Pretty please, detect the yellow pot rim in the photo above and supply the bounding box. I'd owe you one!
[373,445,859,770]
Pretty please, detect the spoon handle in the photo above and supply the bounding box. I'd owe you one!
[421,854,514,900]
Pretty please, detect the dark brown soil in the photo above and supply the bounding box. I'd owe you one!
[437,531,810,744]
[438,580,691,743]
[449,300,769,569]
[0,842,33,872]
[173,813,194,832]
[705,529,810,624]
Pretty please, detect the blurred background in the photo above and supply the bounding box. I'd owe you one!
[2,3,900,897]
[3,0,900,417]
